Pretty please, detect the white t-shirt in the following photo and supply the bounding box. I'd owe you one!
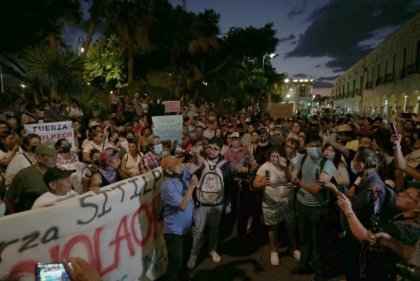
[257,162,293,202]
[31,190,78,209]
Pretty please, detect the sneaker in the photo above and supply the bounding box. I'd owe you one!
[270,251,280,266]
[187,255,197,269]
[293,250,301,261]
[209,251,221,263]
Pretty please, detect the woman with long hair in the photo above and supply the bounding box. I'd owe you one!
[253,145,296,266]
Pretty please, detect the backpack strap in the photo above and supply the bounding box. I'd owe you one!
[297,153,307,179]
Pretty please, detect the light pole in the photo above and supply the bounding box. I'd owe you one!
[20,82,26,96]
[262,53,278,68]
[404,94,408,112]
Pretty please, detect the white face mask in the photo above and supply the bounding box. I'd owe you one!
[154,144,163,154]
[0,202,6,217]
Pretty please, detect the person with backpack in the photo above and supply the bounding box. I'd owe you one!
[291,134,336,281]
[187,138,232,269]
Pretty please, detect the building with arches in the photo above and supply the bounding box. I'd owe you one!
[333,12,420,120]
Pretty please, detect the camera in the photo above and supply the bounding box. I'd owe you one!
[396,262,420,281]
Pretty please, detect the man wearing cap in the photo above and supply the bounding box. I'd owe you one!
[161,156,197,281]
[4,141,58,213]
[31,167,76,209]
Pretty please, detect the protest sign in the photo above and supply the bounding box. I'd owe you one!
[162,100,181,113]
[152,115,183,141]
[24,121,76,149]
[269,103,294,119]
[0,169,166,281]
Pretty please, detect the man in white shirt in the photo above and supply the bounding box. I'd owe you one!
[32,166,77,209]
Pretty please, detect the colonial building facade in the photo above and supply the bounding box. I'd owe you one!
[333,12,420,119]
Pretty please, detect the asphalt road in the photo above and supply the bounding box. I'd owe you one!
[184,224,346,281]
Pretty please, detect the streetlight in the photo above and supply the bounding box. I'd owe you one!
[262,52,278,67]
[20,82,26,95]
[404,94,408,112]
[284,78,290,83]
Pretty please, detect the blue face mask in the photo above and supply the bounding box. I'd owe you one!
[0,202,6,217]
[307,147,322,159]
[154,144,163,155]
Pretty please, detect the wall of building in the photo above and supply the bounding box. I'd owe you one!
[332,12,420,118]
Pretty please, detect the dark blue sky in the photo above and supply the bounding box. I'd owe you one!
[169,0,420,95]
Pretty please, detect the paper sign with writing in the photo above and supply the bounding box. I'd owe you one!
[24,121,75,150]
[152,115,183,141]
[162,101,181,113]
[269,103,294,119]
[0,169,166,281]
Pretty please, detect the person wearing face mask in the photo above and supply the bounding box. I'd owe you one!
[161,156,198,281]
[340,147,387,281]
[291,134,336,281]
[4,133,41,187]
[142,137,163,172]
[55,138,84,193]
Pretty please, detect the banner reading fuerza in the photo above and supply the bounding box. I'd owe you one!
[24,121,76,150]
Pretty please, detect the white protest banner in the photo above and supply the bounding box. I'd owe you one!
[0,169,167,281]
[24,121,76,149]
[162,100,181,113]
[152,115,183,141]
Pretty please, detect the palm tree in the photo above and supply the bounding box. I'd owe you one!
[24,45,84,98]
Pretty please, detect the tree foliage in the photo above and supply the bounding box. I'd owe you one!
[84,35,126,89]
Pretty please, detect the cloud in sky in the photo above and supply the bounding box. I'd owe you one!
[287,0,420,70]
[278,33,296,43]
[314,81,333,88]
[318,75,339,81]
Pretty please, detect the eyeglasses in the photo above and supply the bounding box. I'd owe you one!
[399,191,419,202]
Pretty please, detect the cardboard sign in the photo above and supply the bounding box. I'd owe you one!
[24,121,76,149]
[152,115,183,141]
[0,170,166,281]
[162,101,181,113]
[269,103,294,119]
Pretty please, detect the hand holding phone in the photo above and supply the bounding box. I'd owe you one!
[390,122,398,135]
[36,262,71,281]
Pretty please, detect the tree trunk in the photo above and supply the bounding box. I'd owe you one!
[82,20,96,55]
[50,84,58,98]
[127,46,134,86]
[48,33,58,51]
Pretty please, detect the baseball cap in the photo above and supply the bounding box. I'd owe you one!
[161,156,183,170]
[35,141,57,157]
[231,132,240,138]
[335,124,353,133]
[43,167,73,186]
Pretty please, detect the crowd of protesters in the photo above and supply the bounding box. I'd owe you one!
[0,92,419,281]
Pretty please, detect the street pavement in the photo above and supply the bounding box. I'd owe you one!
[185,224,346,281]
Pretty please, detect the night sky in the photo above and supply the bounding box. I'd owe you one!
[169,0,420,95]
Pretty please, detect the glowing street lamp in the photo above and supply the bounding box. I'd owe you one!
[262,52,278,67]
